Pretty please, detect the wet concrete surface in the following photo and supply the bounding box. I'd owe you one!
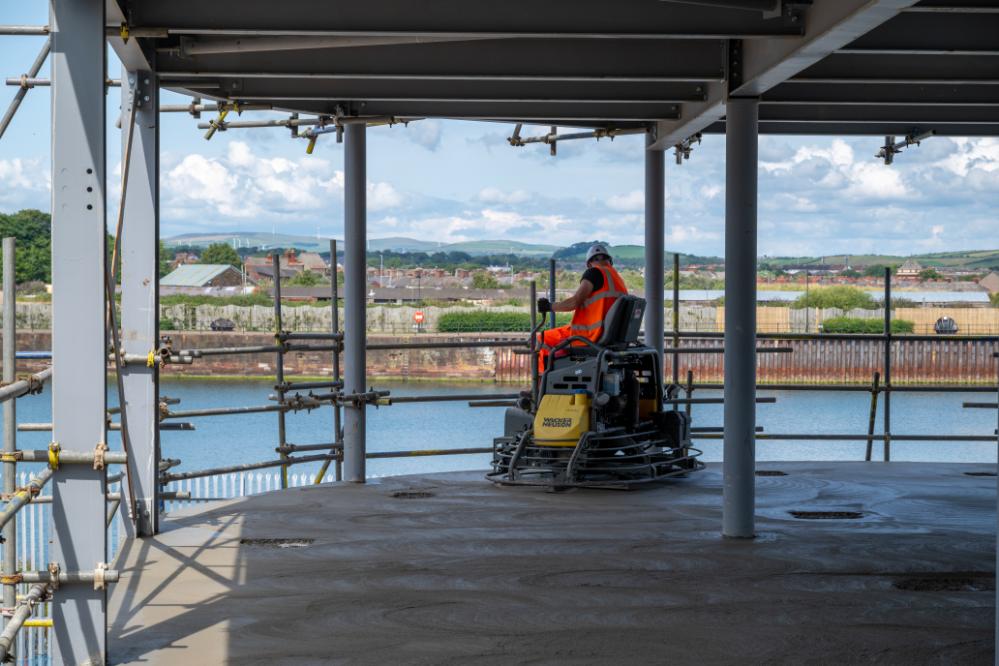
[109,462,996,664]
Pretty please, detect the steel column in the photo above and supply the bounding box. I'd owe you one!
[2,238,15,634]
[50,0,108,661]
[644,130,665,368]
[343,123,367,482]
[722,97,758,539]
[119,68,160,536]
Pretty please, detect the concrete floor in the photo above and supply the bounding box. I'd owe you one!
[109,462,996,665]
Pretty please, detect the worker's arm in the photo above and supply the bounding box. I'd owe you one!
[551,278,595,313]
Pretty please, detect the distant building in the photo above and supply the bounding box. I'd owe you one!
[274,286,529,304]
[161,264,247,288]
[170,251,200,269]
[980,271,999,294]
[244,249,328,282]
[896,259,923,278]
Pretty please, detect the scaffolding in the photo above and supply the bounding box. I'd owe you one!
[0,1,998,661]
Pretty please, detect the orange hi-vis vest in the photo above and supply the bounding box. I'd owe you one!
[570,265,628,342]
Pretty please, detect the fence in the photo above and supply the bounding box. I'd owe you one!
[8,302,998,335]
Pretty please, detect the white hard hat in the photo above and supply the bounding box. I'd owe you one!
[586,243,612,263]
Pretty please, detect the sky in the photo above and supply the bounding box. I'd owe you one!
[1,4,998,258]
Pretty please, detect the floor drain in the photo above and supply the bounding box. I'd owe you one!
[391,490,434,499]
[789,510,863,520]
[756,470,787,477]
[963,471,997,477]
[893,573,995,592]
[240,538,314,548]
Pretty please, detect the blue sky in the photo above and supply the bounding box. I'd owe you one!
[1,3,997,257]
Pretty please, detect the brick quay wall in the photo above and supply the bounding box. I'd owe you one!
[3,331,997,385]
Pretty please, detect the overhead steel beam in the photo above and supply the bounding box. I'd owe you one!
[701,120,999,136]
[154,39,726,82]
[175,78,709,104]
[226,101,680,121]
[844,11,999,52]
[106,0,153,71]
[758,104,999,123]
[790,53,999,84]
[763,82,999,106]
[126,0,803,38]
[651,0,919,150]
[50,0,109,662]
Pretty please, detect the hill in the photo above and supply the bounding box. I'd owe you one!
[762,250,999,271]
[164,232,560,256]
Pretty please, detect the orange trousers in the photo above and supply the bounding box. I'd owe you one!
[536,324,573,373]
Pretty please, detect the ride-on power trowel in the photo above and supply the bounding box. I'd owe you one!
[488,295,703,488]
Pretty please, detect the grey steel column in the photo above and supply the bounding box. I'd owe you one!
[722,97,758,539]
[120,69,159,536]
[50,0,108,662]
[343,123,367,482]
[644,130,665,368]
[2,238,16,630]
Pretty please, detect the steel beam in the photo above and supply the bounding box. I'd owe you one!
[127,0,802,37]
[651,0,919,149]
[50,0,108,662]
[155,39,726,82]
[643,130,665,368]
[1,238,15,639]
[789,53,999,85]
[343,123,366,483]
[119,68,160,537]
[722,97,758,539]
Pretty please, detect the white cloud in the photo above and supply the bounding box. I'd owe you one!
[606,190,644,212]
[368,181,403,211]
[700,184,722,200]
[161,141,403,225]
[477,187,529,204]
[0,158,49,209]
[405,120,443,151]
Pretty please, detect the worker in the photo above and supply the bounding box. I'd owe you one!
[535,243,628,373]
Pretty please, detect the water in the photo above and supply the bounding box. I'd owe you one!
[6,379,997,478]
[1,379,995,665]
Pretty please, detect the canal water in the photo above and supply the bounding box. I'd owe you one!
[7,379,997,478]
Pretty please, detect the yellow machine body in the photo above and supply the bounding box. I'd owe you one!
[533,393,591,447]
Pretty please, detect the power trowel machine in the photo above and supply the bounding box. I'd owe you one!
[488,295,703,488]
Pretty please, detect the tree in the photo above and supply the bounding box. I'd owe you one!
[200,243,241,267]
[862,264,893,278]
[918,267,941,280]
[159,241,173,278]
[471,271,501,289]
[289,269,323,286]
[793,286,876,310]
[0,209,52,283]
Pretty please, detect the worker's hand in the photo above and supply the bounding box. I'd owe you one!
[537,297,553,314]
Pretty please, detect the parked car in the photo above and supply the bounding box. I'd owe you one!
[210,318,236,332]
[933,316,958,335]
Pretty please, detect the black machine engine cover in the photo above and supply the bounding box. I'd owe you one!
[654,410,692,449]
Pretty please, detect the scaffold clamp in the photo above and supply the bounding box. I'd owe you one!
[0,574,22,586]
[93,441,109,471]
[93,562,108,591]
[47,442,60,470]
